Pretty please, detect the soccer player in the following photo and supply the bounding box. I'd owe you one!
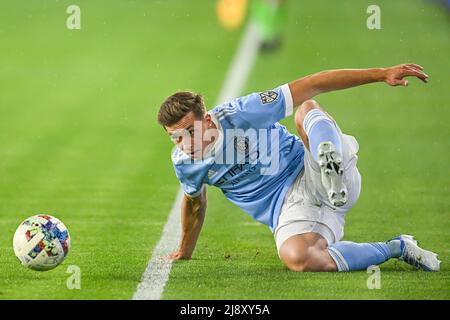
[251,0,287,52]
[157,64,441,272]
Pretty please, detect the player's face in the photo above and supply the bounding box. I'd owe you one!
[165,112,216,159]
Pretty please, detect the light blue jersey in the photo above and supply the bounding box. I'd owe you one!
[171,84,305,231]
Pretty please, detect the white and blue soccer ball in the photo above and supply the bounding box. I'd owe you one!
[13,215,70,271]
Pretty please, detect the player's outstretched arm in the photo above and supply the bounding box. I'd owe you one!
[288,64,429,106]
[165,187,207,260]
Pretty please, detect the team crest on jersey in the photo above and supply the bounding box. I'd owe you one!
[259,90,278,104]
[234,136,249,155]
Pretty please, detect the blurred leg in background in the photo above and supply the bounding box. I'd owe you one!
[251,0,287,53]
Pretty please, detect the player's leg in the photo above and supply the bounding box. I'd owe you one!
[251,0,287,52]
[276,182,440,272]
[294,99,342,157]
[277,217,399,273]
[277,123,440,272]
[294,100,331,150]
[294,100,347,206]
[328,235,441,272]
[278,232,337,272]
[279,231,441,272]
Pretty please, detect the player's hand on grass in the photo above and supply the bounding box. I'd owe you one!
[164,250,192,261]
[383,63,429,86]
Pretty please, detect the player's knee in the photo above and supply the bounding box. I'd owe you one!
[294,99,320,129]
[281,247,313,272]
[281,246,335,272]
[283,251,308,272]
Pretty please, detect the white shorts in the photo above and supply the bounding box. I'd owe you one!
[274,130,361,255]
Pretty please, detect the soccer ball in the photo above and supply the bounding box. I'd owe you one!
[13,215,70,271]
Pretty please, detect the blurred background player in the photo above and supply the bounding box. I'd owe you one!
[216,0,249,30]
[251,0,287,52]
[216,0,287,52]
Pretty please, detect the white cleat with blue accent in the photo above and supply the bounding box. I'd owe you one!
[392,234,441,272]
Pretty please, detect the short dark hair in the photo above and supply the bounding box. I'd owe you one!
[157,91,206,127]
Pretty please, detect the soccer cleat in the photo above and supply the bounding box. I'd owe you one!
[317,141,347,207]
[392,234,441,272]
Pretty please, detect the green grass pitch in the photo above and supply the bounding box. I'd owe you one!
[0,0,449,299]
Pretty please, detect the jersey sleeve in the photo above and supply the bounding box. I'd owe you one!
[234,84,294,128]
[177,177,204,198]
[172,148,206,198]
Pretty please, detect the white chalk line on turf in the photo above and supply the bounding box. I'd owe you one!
[132,21,261,300]
[133,189,183,300]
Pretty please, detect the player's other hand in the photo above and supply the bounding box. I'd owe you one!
[164,250,192,261]
[383,63,429,86]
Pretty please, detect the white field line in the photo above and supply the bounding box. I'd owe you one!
[132,21,261,300]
